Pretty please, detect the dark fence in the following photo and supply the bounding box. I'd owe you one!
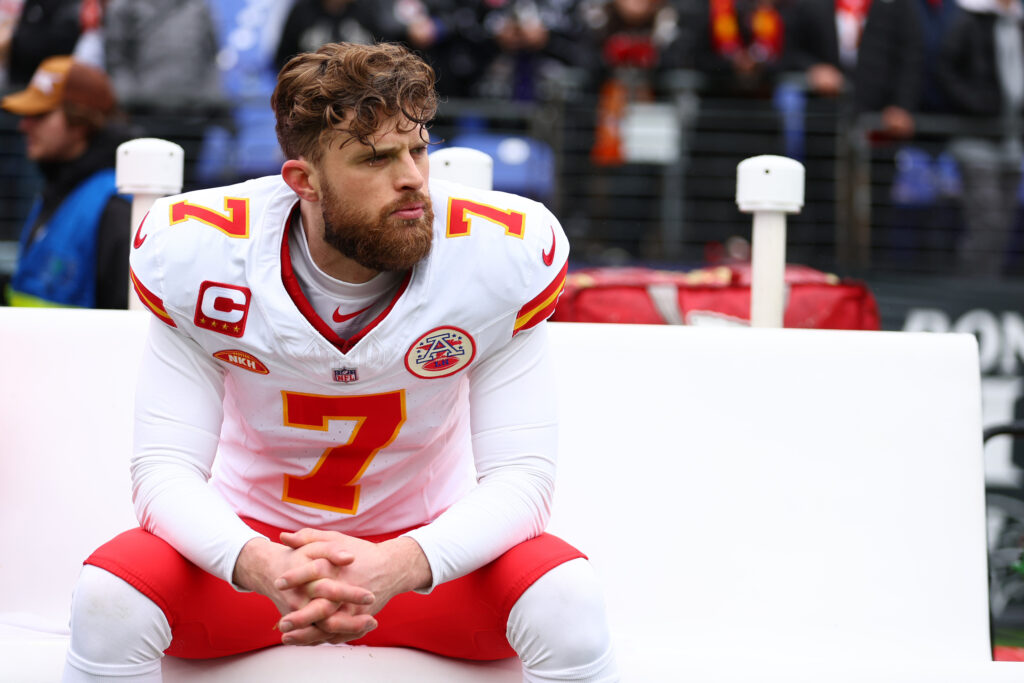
[2,72,1023,282]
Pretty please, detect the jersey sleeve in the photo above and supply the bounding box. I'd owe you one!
[426,179,569,340]
[127,196,265,585]
[131,318,265,586]
[510,204,569,337]
[400,193,568,588]
[128,204,179,328]
[402,322,558,590]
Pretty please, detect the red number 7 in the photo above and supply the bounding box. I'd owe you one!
[281,390,406,514]
[170,197,250,238]
[446,198,525,238]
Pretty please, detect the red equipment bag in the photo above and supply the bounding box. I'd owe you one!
[550,264,880,330]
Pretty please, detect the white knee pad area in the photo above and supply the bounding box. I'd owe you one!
[62,565,170,682]
[506,558,619,682]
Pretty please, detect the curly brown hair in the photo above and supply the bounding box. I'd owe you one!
[272,42,438,166]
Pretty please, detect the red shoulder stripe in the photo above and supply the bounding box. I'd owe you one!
[129,267,176,327]
[514,261,567,335]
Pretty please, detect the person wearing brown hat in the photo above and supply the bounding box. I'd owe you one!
[2,55,131,308]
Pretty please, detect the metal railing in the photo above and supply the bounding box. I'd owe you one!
[2,73,1022,282]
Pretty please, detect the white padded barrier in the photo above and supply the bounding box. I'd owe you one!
[0,307,1021,681]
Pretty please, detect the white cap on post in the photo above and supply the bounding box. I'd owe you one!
[735,155,805,329]
[116,138,184,311]
[736,154,805,214]
[429,147,494,191]
[116,137,185,196]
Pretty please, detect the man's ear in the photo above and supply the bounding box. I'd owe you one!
[281,158,319,202]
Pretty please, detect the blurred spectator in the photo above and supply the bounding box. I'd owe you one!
[855,0,925,138]
[577,0,688,260]
[391,0,444,52]
[396,0,495,98]
[71,0,105,69]
[6,0,80,88]
[385,0,587,101]
[938,0,1024,277]
[0,0,24,91]
[475,0,587,101]
[0,0,26,248]
[693,0,785,97]
[102,0,229,190]
[918,0,961,113]
[783,0,924,138]
[1,56,130,308]
[874,0,960,271]
[583,0,688,164]
[380,1,590,99]
[781,0,924,268]
[365,0,493,96]
[274,0,395,71]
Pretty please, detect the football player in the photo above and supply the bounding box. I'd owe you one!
[62,42,618,683]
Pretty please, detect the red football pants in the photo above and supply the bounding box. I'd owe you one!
[85,519,583,660]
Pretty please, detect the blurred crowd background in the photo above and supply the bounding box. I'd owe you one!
[2,0,1021,284]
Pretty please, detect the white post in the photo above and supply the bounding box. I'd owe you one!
[428,147,494,191]
[116,138,184,310]
[735,155,805,328]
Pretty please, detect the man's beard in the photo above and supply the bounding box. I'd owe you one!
[320,183,434,272]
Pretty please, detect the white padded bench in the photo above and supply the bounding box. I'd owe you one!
[1,307,1021,681]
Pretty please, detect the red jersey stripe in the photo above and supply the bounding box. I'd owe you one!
[514,262,567,335]
[129,267,176,327]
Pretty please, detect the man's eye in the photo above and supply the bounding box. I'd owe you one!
[367,156,384,166]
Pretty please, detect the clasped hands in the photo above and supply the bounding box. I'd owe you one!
[234,528,430,647]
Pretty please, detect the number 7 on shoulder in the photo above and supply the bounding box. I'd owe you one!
[170,197,250,238]
[446,198,525,239]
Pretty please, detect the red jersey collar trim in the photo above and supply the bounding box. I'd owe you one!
[279,205,412,355]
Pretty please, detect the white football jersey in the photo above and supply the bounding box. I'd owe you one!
[129,175,569,584]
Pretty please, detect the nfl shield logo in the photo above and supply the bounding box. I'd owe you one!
[333,367,358,383]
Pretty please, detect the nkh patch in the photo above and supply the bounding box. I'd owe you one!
[333,367,358,383]
[213,349,269,374]
[404,326,476,379]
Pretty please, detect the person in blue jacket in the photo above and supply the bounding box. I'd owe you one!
[2,55,130,308]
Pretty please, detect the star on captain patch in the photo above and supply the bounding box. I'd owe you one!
[333,367,358,383]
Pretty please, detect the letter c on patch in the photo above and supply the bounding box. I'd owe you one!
[203,286,247,323]
[195,281,252,337]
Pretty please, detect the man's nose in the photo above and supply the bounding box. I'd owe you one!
[394,152,425,191]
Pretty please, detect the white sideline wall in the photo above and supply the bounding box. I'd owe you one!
[0,307,1021,682]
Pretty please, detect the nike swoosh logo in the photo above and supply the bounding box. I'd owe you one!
[332,304,372,323]
[542,225,556,266]
[133,214,149,249]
